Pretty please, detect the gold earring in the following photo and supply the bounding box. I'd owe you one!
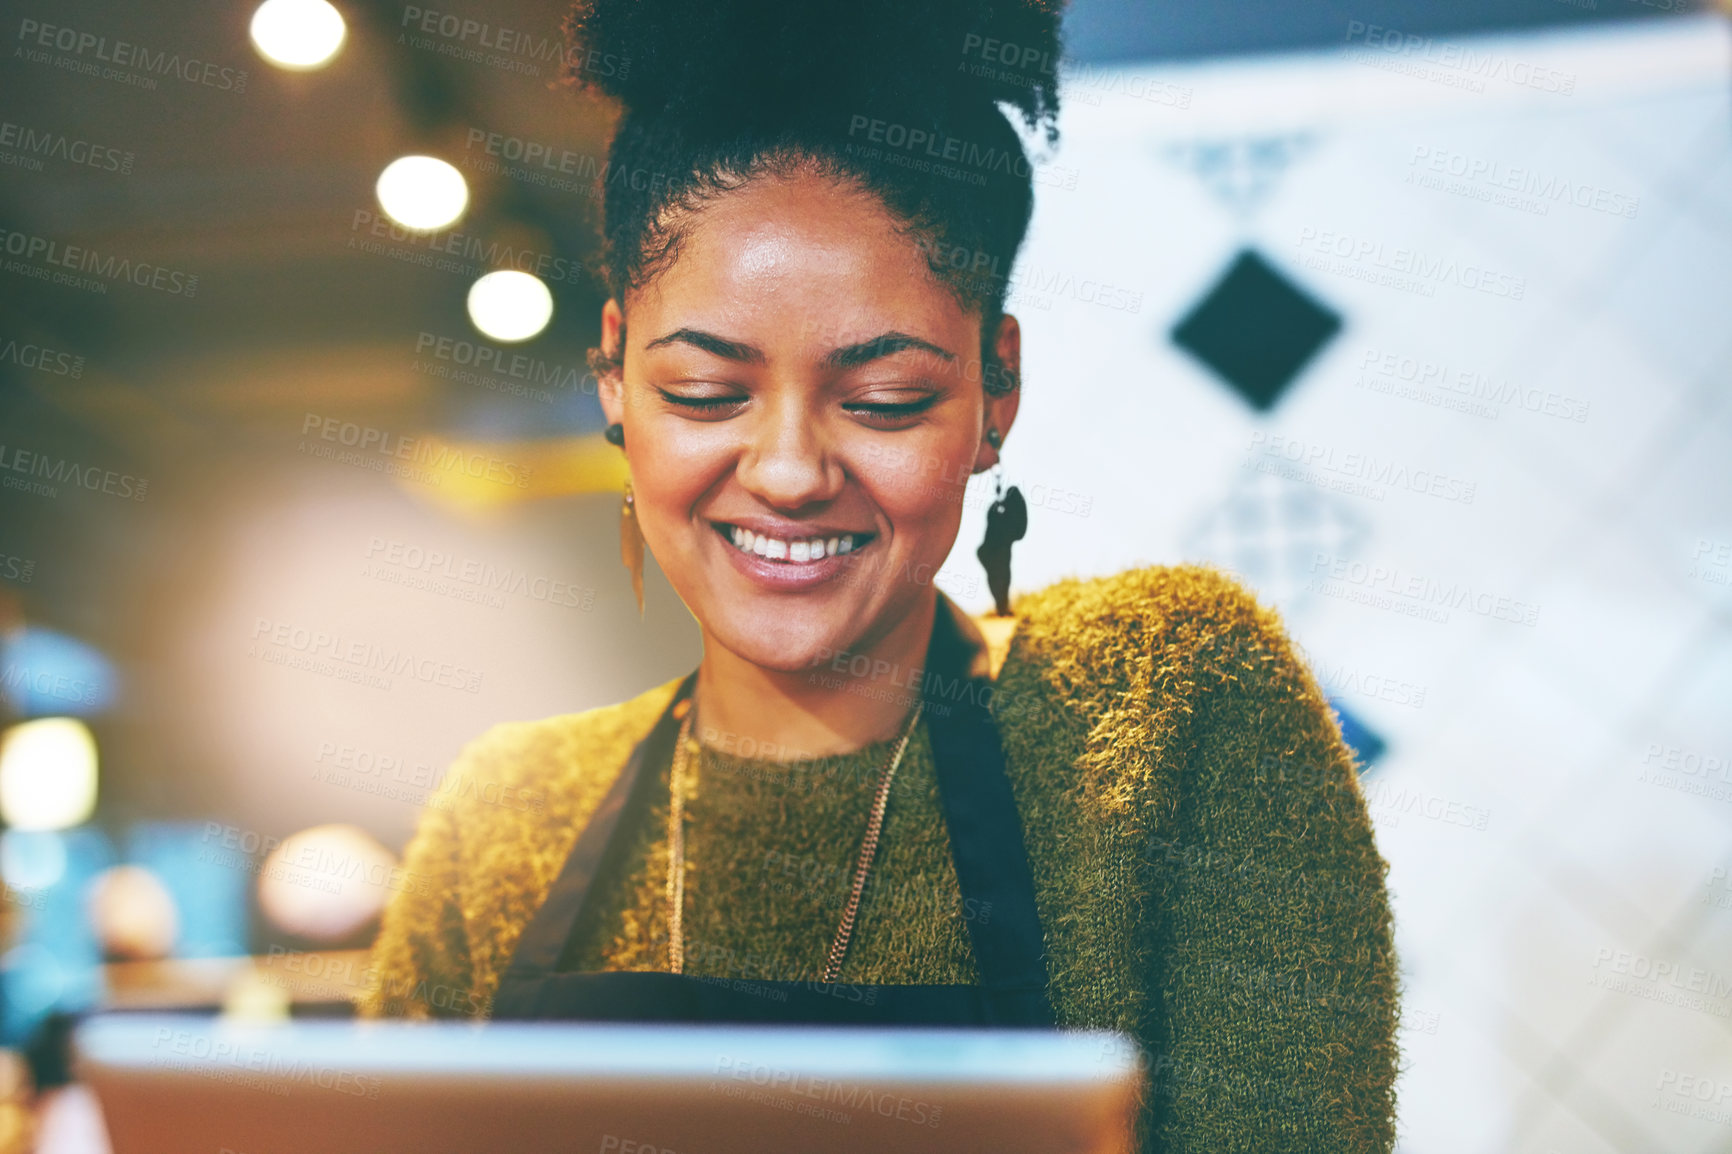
[620,478,645,618]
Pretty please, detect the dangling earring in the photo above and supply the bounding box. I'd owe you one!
[606,421,645,619]
[976,428,1026,617]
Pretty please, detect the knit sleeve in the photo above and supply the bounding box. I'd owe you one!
[1142,591,1401,1152]
[355,778,484,1021]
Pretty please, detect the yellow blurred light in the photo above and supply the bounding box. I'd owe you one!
[376,156,468,232]
[0,719,98,831]
[249,0,346,70]
[467,270,553,342]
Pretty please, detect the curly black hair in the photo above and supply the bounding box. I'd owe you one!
[564,0,1067,396]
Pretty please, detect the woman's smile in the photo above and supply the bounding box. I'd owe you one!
[707,515,882,592]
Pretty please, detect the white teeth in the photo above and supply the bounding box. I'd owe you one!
[723,525,865,562]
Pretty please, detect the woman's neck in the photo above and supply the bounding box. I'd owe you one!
[692,594,939,761]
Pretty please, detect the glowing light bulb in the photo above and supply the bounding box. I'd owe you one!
[0,718,98,831]
[467,270,554,342]
[376,156,469,232]
[250,0,346,70]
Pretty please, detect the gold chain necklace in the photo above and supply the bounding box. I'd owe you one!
[665,692,925,983]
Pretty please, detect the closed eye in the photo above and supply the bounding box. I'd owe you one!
[847,396,938,423]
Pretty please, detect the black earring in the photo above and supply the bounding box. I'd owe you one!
[976,431,1025,617]
[604,422,625,447]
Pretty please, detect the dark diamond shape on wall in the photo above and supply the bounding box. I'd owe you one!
[1171,248,1342,411]
[1326,695,1387,775]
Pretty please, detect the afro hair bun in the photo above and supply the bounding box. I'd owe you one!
[564,0,1067,144]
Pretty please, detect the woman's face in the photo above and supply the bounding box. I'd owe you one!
[597,167,1021,674]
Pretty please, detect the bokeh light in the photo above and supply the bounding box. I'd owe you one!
[88,865,180,961]
[375,156,468,232]
[0,719,98,832]
[466,270,554,342]
[249,0,346,70]
[257,824,397,942]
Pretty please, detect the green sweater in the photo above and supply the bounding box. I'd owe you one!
[359,564,1402,1152]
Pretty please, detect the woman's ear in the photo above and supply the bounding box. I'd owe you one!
[980,312,1022,470]
[598,297,626,425]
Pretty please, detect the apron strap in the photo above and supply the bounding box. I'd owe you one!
[501,670,698,980]
[922,601,1058,1027]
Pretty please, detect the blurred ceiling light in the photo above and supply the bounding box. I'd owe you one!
[467,270,554,342]
[0,719,98,832]
[376,156,468,232]
[258,824,397,942]
[249,0,346,70]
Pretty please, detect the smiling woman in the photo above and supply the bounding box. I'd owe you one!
[358,0,1402,1150]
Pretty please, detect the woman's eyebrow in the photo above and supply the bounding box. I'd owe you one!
[824,332,956,369]
[643,328,765,363]
[641,328,956,369]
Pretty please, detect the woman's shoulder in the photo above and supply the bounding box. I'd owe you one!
[997,561,1301,691]
[434,674,685,825]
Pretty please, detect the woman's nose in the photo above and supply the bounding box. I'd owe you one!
[733,399,842,510]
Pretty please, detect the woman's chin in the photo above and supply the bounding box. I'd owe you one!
[708,612,855,675]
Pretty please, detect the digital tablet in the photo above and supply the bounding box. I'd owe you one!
[74,1013,1147,1154]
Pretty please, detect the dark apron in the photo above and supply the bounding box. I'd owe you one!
[491,601,1056,1028]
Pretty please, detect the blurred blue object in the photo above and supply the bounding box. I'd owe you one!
[124,822,248,959]
[0,827,113,1046]
[1326,695,1388,774]
[0,627,119,718]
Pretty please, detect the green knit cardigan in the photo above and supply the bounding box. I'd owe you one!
[359,564,1402,1152]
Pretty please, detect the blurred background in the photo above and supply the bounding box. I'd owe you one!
[1,0,1730,1149]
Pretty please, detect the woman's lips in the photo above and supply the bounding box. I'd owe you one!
[709,521,877,591]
